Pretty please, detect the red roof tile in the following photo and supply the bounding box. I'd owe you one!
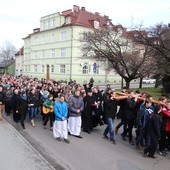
[63,6,114,29]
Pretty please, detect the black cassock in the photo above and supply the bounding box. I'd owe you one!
[91,92,104,128]
[82,95,94,132]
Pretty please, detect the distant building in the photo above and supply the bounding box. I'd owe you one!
[22,5,123,83]
[15,47,24,76]
[0,59,15,75]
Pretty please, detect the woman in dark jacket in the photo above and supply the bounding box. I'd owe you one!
[144,105,162,158]
[103,91,117,144]
[16,91,28,129]
[28,89,39,127]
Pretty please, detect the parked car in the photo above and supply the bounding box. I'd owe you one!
[142,78,156,84]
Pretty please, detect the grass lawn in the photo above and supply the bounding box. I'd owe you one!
[132,87,163,100]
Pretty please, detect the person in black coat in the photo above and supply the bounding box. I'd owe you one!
[122,90,137,144]
[11,89,20,123]
[4,88,12,116]
[91,87,104,127]
[16,91,28,129]
[82,89,94,134]
[103,91,117,144]
[144,105,162,158]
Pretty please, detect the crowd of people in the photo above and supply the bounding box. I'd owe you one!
[0,75,169,158]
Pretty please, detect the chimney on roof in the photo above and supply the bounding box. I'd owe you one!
[33,28,40,33]
[95,12,100,16]
[81,7,85,11]
[73,5,80,12]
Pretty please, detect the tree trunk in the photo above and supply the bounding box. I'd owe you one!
[155,78,159,88]
[121,77,124,89]
[139,77,143,89]
[125,80,130,89]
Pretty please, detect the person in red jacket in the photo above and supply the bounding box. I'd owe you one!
[159,100,170,156]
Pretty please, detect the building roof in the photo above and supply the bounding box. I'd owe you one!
[15,46,24,56]
[0,59,15,68]
[23,5,142,39]
[62,5,113,29]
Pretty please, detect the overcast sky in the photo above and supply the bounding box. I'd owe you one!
[0,0,169,49]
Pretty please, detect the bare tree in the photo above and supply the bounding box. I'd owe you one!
[80,29,156,89]
[133,24,170,91]
[0,41,17,61]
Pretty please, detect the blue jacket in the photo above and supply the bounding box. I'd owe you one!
[136,104,153,129]
[54,101,68,121]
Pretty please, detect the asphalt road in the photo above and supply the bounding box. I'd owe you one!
[4,114,170,170]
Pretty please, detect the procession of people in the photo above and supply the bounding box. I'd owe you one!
[0,75,169,158]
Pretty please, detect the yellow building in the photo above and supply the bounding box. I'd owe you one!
[23,5,122,84]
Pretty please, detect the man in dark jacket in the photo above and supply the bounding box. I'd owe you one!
[135,100,153,149]
[68,89,84,138]
[144,105,162,158]
[122,90,137,145]
[103,91,117,144]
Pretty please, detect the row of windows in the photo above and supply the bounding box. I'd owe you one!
[42,19,58,30]
[24,64,99,74]
[24,65,55,73]
[24,48,67,59]
[33,31,67,45]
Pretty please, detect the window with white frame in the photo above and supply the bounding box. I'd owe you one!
[52,19,56,27]
[33,51,38,59]
[66,16,71,24]
[94,20,100,29]
[60,64,65,74]
[42,64,45,73]
[61,31,66,41]
[61,48,66,57]
[118,28,123,34]
[82,64,88,74]
[34,65,38,72]
[34,37,38,45]
[51,33,55,42]
[48,20,51,28]
[51,65,54,73]
[51,49,55,58]
[43,21,46,29]
[42,35,45,44]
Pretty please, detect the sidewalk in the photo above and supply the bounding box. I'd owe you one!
[0,118,55,170]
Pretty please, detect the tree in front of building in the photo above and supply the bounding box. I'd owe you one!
[80,28,156,89]
[133,24,170,93]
